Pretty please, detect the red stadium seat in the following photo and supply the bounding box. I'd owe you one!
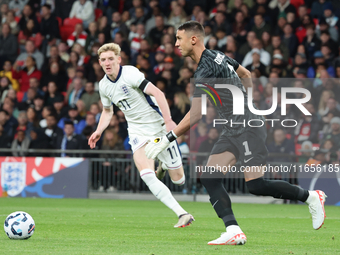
[63,18,83,27]
[59,26,74,41]
[16,91,24,102]
[95,8,103,21]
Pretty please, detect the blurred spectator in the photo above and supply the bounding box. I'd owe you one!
[11,129,30,156]
[130,23,146,58]
[72,43,90,65]
[0,61,19,91]
[67,23,88,48]
[319,30,338,56]
[252,14,271,40]
[69,0,94,29]
[12,56,42,93]
[43,114,64,148]
[58,104,86,134]
[0,109,16,139]
[110,11,129,41]
[32,94,44,119]
[80,82,100,111]
[18,19,43,53]
[55,0,75,20]
[307,51,335,78]
[100,127,125,156]
[242,38,271,67]
[39,105,55,128]
[0,124,11,155]
[145,2,166,34]
[318,90,335,117]
[67,77,85,105]
[282,23,299,58]
[0,23,18,65]
[26,105,39,132]
[17,87,36,110]
[245,48,267,77]
[41,45,67,74]
[76,99,86,117]
[311,0,328,19]
[40,61,68,91]
[16,111,28,136]
[294,103,320,143]
[40,4,60,56]
[238,31,256,59]
[56,120,83,157]
[84,22,98,54]
[148,15,168,49]
[171,91,190,124]
[18,5,39,32]
[28,127,50,156]
[232,11,249,45]
[44,81,63,106]
[168,2,187,30]
[113,31,131,59]
[97,16,111,42]
[322,116,340,150]
[0,76,12,104]
[15,40,44,70]
[0,3,9,23]
[267,128,295,162]
[58,41,70,63]
[302,24,321,60]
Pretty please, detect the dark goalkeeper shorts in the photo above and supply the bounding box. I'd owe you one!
[210,125,268,166]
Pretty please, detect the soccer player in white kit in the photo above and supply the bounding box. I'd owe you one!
[88,43,194,228]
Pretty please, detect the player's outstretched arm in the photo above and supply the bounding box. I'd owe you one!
[144,82,176,131]
[236,65,253,90]
[88,106,113,149]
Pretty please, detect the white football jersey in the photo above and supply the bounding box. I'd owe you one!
[99,65,165,137]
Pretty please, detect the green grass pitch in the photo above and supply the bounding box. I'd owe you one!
[0,198,339,255]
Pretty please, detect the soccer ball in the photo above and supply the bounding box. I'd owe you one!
[4,211,35,239]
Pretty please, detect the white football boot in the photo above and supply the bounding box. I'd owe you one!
[174,213,195,228]
[208,225,247,245]
[306,190,327,230]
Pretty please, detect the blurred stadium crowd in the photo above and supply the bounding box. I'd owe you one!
[0,0,340,166]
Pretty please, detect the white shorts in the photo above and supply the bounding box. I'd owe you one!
[129,133,183,170]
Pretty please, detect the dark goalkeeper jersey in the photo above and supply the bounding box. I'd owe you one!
[193,49,264,137]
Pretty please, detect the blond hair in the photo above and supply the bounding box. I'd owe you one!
[97,43,121,57]
[174,92,190,115]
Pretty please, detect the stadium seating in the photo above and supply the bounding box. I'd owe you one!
[63,18,83,27]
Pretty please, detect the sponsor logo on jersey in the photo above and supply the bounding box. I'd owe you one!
[214,53,225,65]
[121,84,129,95]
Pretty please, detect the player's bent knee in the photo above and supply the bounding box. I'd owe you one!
[171,174,185,186]
[246,177,267,196]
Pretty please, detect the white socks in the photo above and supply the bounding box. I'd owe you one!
[171,174,185,186]
[140,169,187,217]
[305,190,314,204]
[226,225,243,234]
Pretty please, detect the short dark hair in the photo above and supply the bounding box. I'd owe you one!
[64,120,74,127]
[177,21,205,37]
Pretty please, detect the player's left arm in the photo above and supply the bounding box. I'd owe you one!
[235,65,253,91]
[143,82,177,131]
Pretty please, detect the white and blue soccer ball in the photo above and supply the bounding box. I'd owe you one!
[4,211,35,239]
